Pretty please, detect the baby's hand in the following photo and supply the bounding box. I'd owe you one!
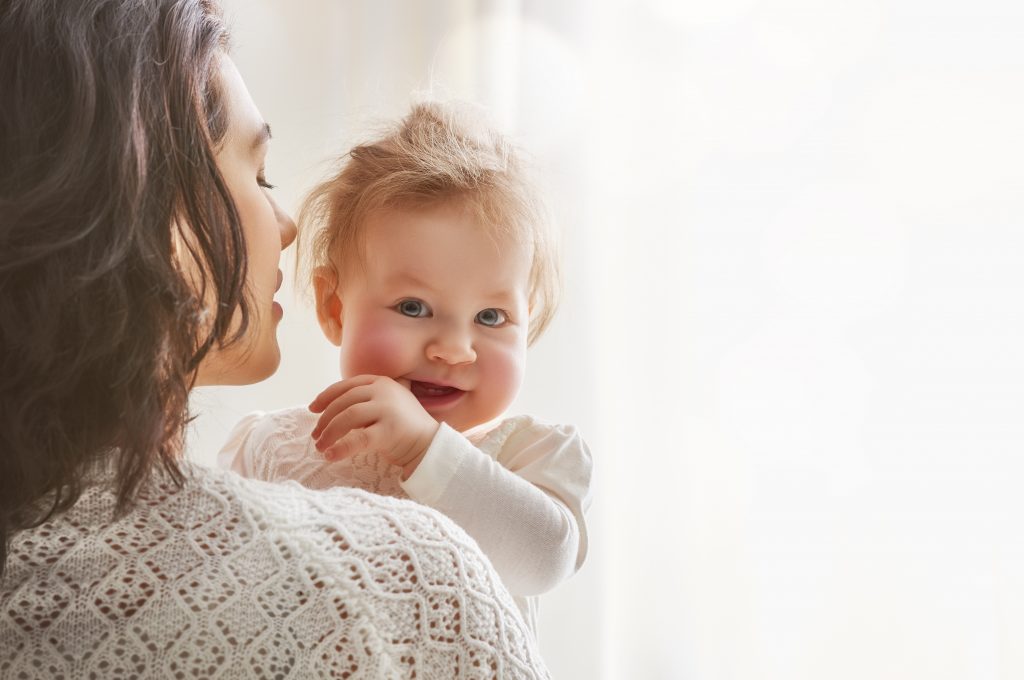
[309,375,439,478]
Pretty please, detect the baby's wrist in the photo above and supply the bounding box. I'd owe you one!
[400,422,438,480]
[400,451,425,480]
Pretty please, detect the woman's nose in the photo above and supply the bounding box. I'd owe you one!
[427,331,477,365]
[272,195,297,249]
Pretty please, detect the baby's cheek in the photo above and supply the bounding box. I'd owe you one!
[339,321,410,378]
[482,343,527,410]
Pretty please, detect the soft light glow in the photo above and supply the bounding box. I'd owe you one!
[203,1,1024,678]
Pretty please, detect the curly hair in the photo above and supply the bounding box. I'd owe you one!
[0,0,249,575]
[298,101,561,347]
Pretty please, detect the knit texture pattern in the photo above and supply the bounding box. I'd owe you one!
[0,464,548,679]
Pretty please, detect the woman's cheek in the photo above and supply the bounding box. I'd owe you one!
[339,317,411,378]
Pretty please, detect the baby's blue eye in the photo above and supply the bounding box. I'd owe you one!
[396,299,430,317]
[476,308,508,327]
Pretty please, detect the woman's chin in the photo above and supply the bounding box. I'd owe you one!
[194,338,281,387]
[242,344,282,384]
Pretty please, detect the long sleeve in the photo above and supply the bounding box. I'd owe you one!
[400,416,593,597]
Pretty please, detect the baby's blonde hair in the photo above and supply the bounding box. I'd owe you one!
[298,101,559,346]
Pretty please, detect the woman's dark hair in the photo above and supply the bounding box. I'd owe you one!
[0,0,250,575]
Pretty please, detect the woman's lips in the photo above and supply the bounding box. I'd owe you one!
[409,381,465,410]
[271,270,284,319]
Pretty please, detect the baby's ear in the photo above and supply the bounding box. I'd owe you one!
[313,266,343,346]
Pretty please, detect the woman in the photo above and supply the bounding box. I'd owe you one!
[0,1,548,677]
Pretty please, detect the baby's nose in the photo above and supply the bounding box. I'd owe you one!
[427,332,476,365]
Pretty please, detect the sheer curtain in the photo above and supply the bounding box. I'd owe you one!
[190,1,1024,678]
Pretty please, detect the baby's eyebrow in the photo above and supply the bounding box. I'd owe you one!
[388,272,435,290]
[385,271,523,304]
[483,291,519,305]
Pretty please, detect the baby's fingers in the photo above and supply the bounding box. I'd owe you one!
[315,401,377,453]
[311,383,376,439]
[309,374,377,413]
[324,426,374,462]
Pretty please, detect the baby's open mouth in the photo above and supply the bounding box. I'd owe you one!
[410,381,463,399]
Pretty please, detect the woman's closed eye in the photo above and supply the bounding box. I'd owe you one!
[257,169,275,190]
[395,298,431,318]
[475,308,509,327]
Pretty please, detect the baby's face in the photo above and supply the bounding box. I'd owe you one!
[326,201,531,432]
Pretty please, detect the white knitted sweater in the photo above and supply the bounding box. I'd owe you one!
[0,463,549,679]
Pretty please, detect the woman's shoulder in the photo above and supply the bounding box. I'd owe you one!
[196,466,544,667]
[198,462,477,549]
[3,462,512,605]
[193,466,538,620]
[2,463,547,678]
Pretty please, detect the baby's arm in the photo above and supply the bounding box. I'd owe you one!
[306,378,593,595]
[401,417,593,597]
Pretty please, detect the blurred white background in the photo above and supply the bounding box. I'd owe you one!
[187,1,1024,678]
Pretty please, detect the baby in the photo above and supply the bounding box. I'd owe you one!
[219,102,592,636]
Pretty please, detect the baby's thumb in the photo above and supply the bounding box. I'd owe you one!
[395,378,412,390]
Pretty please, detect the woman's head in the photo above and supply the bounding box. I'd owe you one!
[0,0,292,570]
[300,101,561,348]
[196,56,297,386]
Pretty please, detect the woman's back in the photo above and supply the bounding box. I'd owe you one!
[0,465,545,678]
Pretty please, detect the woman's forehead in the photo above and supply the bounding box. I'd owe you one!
[218,55,269,152]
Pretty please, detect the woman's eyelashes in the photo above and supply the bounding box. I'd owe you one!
[257,169,275,190]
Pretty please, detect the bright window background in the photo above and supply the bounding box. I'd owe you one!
[188,1,1024,678]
